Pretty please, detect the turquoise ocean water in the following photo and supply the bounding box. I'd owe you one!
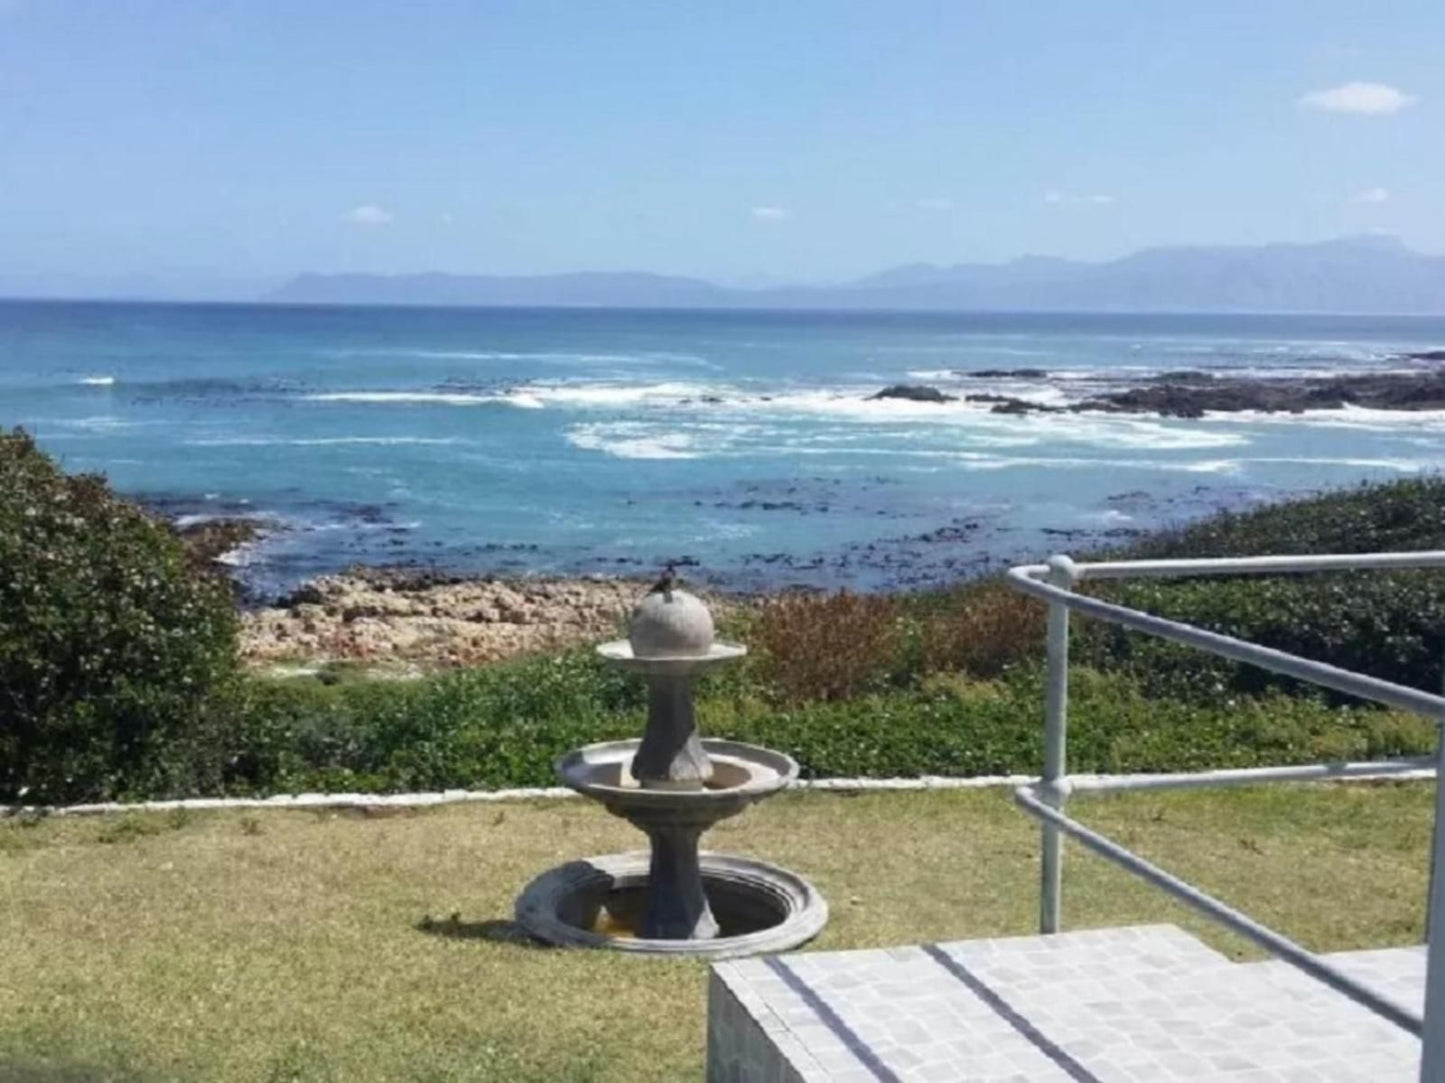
[4,301,1445,596]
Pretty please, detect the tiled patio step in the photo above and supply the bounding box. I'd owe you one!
[707,925,1423,1082]
[1243,944,1427,1017]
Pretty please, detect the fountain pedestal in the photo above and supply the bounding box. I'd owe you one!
[642,823,714,939]
[514,586,828,958]
[633,673,712,788]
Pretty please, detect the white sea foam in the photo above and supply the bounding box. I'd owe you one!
[744,389,1251,450]
[566,422,700,460]
[1043,416,1248,450]
[320,347,715,367]
[304,391,510,406]
[737,386,1023,421]
[1205,404,1445,430]
[173,512,270,529]
[77,375,116,386]
[1235,456,1427,473]
[524,382,706,407]
[305,381,716,410]
[47,415,159,432]
[566,419,769,460]
[1085,509,1136,525]
[941,454,1244,474]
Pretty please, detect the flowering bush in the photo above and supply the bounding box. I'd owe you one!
[0,429,238,802]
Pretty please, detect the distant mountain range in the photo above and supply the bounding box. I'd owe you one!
[267,236,1445,315]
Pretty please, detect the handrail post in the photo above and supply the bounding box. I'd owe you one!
[1423,722,1445,1079]
[1421,653,1445,1075]
[1040,554,1078,934]
[1430,654,1445,943]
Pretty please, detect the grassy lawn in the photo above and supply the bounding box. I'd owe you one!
[0,783,1433,1082]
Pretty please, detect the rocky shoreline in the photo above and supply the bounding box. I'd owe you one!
[870,349,1445,419]
[238,567,739,669]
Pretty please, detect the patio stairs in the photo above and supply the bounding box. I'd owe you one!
[706,924,1425,1081]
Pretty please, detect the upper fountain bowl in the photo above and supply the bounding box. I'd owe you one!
[598,588,746,675]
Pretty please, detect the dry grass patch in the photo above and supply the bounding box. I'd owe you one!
[754,591,903,703]
[0,783,1432,1081]
[917,581,1045,679]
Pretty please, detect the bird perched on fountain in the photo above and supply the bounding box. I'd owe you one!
[648,563,679,600]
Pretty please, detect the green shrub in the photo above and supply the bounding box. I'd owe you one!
[221,649,646,794]
[1074,477,1445,699]
[0,429,239,802]
[1116,476,1445,560]
[1078,572,1445,699]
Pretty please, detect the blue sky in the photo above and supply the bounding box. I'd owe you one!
[0,0,1440,288]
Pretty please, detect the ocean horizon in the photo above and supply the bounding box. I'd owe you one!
[4,299,1445,598]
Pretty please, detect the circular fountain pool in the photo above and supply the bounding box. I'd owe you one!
[515,852,828,959]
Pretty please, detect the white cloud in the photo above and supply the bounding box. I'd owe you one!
[750,206,790,221]
[1044,192,1116,206]
[1350,186,1391,204]
[1299,82,1416,115]
[345,204,393,226]
[915,197,953,211]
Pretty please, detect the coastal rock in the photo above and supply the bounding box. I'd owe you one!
[1406,350,1445,362]
[963,393,1061,415]
[1147,370,1216,383]
[962,368,1049,379]
[176,517,274,566]
[1077,371,1445,418]
[868,384,958,404]
[240,570,737,668]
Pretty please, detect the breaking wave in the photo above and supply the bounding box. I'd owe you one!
[566,422,701,460]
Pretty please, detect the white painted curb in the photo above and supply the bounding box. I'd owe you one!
[2,769,1431,818]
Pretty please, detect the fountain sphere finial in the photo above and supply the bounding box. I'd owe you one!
[628,586,715,659]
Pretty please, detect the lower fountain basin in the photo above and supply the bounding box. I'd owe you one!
[514,851,828,958]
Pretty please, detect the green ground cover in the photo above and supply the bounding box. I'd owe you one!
[222,659,1434,795]
[0,784,1430,1082]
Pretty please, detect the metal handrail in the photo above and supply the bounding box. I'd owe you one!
[1014,784,1423,1035]
[1056,551,1445,581]
[1004,550,1445,1082]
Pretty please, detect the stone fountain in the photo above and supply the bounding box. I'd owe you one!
[514,580,827,958]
